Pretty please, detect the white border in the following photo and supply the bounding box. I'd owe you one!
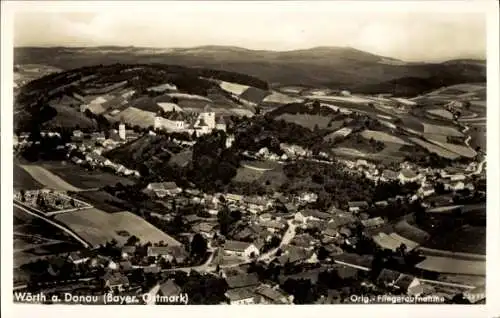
[2,1,499,318]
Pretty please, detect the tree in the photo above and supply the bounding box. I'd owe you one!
[190,233,208,258]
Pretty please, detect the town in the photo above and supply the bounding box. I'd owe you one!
[11,9,488,307]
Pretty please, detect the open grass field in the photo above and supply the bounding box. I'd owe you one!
[416,256,485,276]
[425,139,477,158]
[408,138,461,160]
[393,220,430,245]
[426,108,454,120]
[18,164,81,191]
[14,163,43,190]
[219,81,250,95]
[233,161,287,191]
[167,92,212,102]
[71,190,128,213]
[107,107,156,128]
[305,95,373,105]
[54,208,182,247]
[424,225,485,255]
[360,130,412,146]
[324,127,352,141]
[41,161,135,189]
[276,114,334,131]
[262,91,303,104]
[469,126,486,151]
[422,123,463,137]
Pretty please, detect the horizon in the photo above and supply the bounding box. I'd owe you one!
[12,44,487,64]
[12,2,486,63]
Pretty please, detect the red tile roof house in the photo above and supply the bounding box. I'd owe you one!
[144,182,182,198]
[223,240,260,259]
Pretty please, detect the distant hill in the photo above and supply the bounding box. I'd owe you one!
[13,63,265,131]
[15,46,486,96]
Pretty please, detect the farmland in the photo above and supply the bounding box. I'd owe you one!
[424,139,477,158]
[54,208,182,247]
[106,107,156,128]
[71,190,128,213]
[262,91,303,104]
[276,114,334,130]
[415,256,485,276]
[219,81,250,95]
[14,163,43,190]
[40,161,135,189]
[426,108,454,120]
[422,123,463,137]
[408,138,461,160]
[360,130,412,146]
[18,164,81,191]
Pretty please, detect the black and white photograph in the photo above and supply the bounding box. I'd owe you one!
[1,0,499,316]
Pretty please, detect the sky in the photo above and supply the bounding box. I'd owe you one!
[12,2,487,62]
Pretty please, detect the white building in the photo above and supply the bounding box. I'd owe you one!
[223,240,260,259]
[118,123,126,140]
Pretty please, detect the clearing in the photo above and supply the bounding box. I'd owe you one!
[19,165,81,191]
[360,130,412,146]
[55,208,182,248]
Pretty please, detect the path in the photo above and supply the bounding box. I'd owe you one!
[13,201,90,248]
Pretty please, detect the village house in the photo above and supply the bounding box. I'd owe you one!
[376,269,402,289]
[399,169,420,184]
[254,284,293,304]
[145,182,182,198]
[445,181,465,191]
[147,246,188,263]
[361,217,385,229]
[418,184,435,197]
[374,200,389,207]
[294,209,332,224]
[259,220,286,233]
[276,245,316,265]
[102,272,130,292]
[225,288,257,305]
[192,222,216,239]
[394,274,422,296]
[67,251,90,265]
[223,240,260,259]
[348,201,369,213]
[380,169,399,182]
[225,193,243,203]
[243,196,269,213]
[298,192,318,204]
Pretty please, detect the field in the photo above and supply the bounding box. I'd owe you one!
[408,138,461,160]
[167,92,212,102]
[393,220,430,245]
[18,164,81,191]
[422,123,463,137]
[424,139,477,158]
[426,108,454,120]
[232,162,287,191]
[305,95,374,104]
[324,127,352,141]
[71,190,128,213]
[41,161,135,189]
[14,163,43,190]
[262,91,303,104]
[276,114,334,131]
[240,87,270,104]
[469,126,486,151]
[106,107,156,128]
[415,256,485,276]
[360,130,412,146]
[219,81,250,95]
[54,208,182,247]
[424,225,486,255]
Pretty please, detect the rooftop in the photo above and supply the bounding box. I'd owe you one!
[224,240,254,252]
[225,273,260,289]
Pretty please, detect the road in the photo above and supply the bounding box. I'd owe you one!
[13,201,91,248]
[258,220,297,262]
